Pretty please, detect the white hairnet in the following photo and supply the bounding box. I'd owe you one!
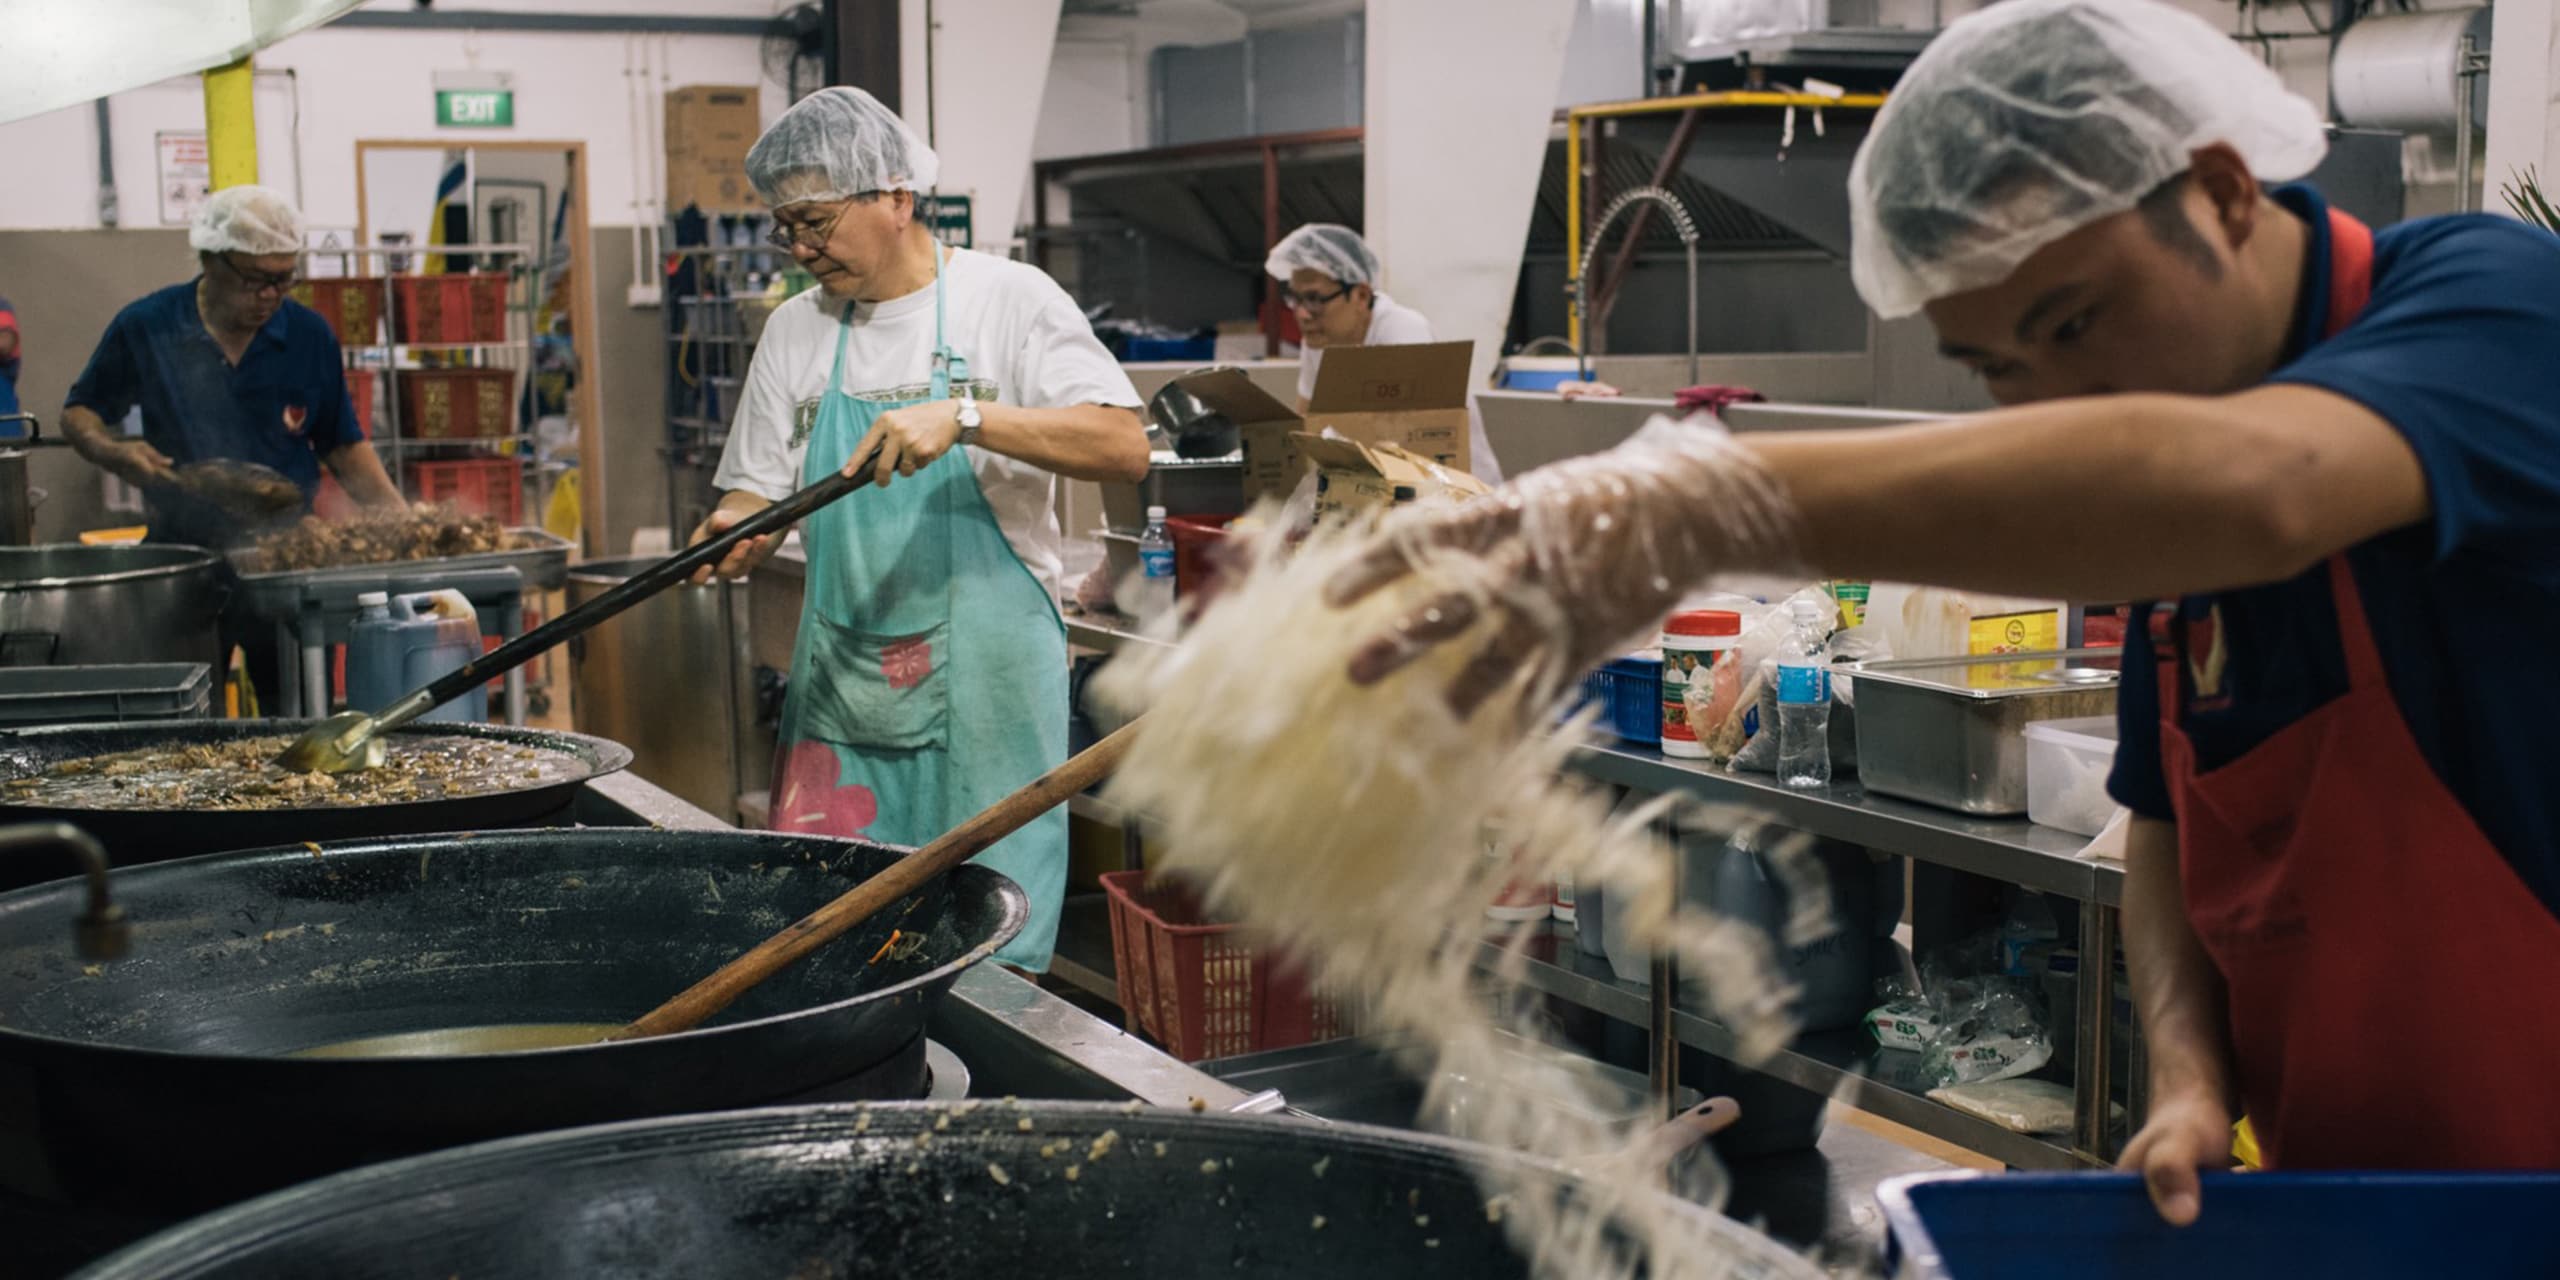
[745,86,939,208]
[189,185,304,256]
[1265,223,1379,286]
[1847,0,2328,318]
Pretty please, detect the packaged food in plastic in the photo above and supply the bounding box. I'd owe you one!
[1927,1078,2078,1134]
[1865,996,1936,1051]
[1919,983,2054,1087]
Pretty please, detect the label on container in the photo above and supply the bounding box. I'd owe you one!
[1660,649,1700,742]
[1967,608,2062,689]
[1776,662,1828,706]
[1829,580,1870,628]
[1139,548,1175,580]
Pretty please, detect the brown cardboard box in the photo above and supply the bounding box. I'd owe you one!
[1237,340,1475,503]
[666,85,763,213]
[1296,432,1490,524]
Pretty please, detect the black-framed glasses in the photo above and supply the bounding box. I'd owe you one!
[1282,284,1348,312]
[766,196,873,253]
[215,253,299,295]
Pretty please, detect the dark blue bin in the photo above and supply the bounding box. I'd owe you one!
[1880,1171,2560,1280]
[1575,655,1662,745]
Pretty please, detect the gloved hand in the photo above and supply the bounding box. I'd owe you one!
[1326,415,1801,717]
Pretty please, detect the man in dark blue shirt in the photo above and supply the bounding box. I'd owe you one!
[63,186,401,702]
[1334,0,2560,1217]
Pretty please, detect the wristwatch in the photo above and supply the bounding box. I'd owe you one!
[954,393,983,448]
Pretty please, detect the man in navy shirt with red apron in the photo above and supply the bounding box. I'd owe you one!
[1335,0,2560,1220]
[63,186,402,702]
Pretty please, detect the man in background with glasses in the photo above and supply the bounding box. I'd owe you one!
[1265,224,1435,413]
[60,185,402,704]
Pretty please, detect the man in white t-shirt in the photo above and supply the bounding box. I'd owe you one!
[692,87,1147,971]
[1267,224,1436,408]
[1267,224,1501,482]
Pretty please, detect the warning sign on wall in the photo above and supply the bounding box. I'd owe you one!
[157,132,211,227]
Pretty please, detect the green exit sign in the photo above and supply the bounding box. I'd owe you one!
[436,89,514,128]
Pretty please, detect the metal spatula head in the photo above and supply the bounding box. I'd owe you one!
[175,460,304,525]
[272,710,390,775]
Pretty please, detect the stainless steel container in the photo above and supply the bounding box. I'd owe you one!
[567,557,769,823]
[0,544,222,668]
[1099,455,1246,531]
[1847,648,2121,816]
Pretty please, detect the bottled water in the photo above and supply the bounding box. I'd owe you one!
[1132,504,1178,626]
[1776,597,1832,789]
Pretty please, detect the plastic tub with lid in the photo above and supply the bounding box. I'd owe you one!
[2023,715,2122,837]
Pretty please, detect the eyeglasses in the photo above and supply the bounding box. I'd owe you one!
[1282,284,1349,313]
[216,253,300,295]
[765,195,879,253]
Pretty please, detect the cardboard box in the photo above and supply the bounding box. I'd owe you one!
[666,85,762,214]
[1297,433,1490,524]
[1237,340,1475,503]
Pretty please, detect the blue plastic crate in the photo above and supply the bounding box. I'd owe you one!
[1881,1171,2560,1280]
[1574,655,1661,745]
[1124,335,1215,362]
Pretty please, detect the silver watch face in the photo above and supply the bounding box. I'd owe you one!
[956,399,983,429]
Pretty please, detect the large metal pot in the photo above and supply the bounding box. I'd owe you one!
[567,557,768,822]
[0,544,222,668]
[0,829,1024,1227]
[74,1104,1824,1279]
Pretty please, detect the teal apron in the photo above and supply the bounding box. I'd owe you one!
[769,245,1069,970]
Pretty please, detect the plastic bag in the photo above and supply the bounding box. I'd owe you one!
[1919,982,2053,1087]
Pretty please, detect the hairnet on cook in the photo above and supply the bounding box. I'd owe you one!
[1265,223,1380,286]
[745,86,940,208]
[189,185,305,257]
[1847,0,2328,318]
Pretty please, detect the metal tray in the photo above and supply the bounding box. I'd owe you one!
[1846,648,2120,817]
[226,527,572,617]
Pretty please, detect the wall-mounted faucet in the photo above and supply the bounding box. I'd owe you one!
[1572,185,1702,389]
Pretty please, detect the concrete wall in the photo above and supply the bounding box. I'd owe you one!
[0,229,198,541]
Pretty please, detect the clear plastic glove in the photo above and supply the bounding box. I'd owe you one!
[1327,415,1800,717]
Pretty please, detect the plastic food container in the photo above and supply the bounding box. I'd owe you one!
[2023,715,2122,837]
[1660,609,1742,759]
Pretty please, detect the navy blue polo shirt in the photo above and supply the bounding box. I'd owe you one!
[2111,185,2560,916]
[66,282,359,548]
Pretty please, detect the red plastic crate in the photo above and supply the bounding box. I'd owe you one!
[291,277,387,346]
[1101,869,1352,1061]
[390,274,510,344]
[347,369,378,436]
[411,458,523,525]
[396,369,517,439]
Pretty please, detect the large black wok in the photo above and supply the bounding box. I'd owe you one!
[0,719,631,886]
[0,829,1024,1227]
[73,1104,1821,1280]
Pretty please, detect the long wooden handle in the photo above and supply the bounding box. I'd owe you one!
[615,719,1143,1040]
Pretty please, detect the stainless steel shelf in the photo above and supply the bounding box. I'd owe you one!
[1571,744,2124,907]
[342,342,523,354]
[1478,922,2088,1171]
[1066,792,1127,826]
[1064,612,1166,655]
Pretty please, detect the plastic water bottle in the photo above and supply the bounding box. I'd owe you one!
[1776,597,1832,789]
[1133,505,1178,626]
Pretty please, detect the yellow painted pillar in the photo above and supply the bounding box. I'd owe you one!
[201,55,258,190]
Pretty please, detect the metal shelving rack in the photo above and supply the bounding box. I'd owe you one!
[662,235,794,539]
[1059,611,2137,1172]
[297,243,558,714]
[303,241,543,510]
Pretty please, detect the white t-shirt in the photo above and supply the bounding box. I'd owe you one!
[1293,291,1437,402]
[713,248,1141,605]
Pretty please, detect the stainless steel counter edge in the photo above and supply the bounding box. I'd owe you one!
[571,769,1249,1111]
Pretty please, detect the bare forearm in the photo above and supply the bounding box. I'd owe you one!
[326,442,405,508]
[713,489,774,522]
[2122,817,2237,1109]
[975,402,1148,483]
[1744,386,2427,601]
[60,406,115,461]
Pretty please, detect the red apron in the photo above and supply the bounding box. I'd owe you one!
[2162,208,2560,1169]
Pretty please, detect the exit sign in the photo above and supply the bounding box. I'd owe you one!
[436,89,514,128]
